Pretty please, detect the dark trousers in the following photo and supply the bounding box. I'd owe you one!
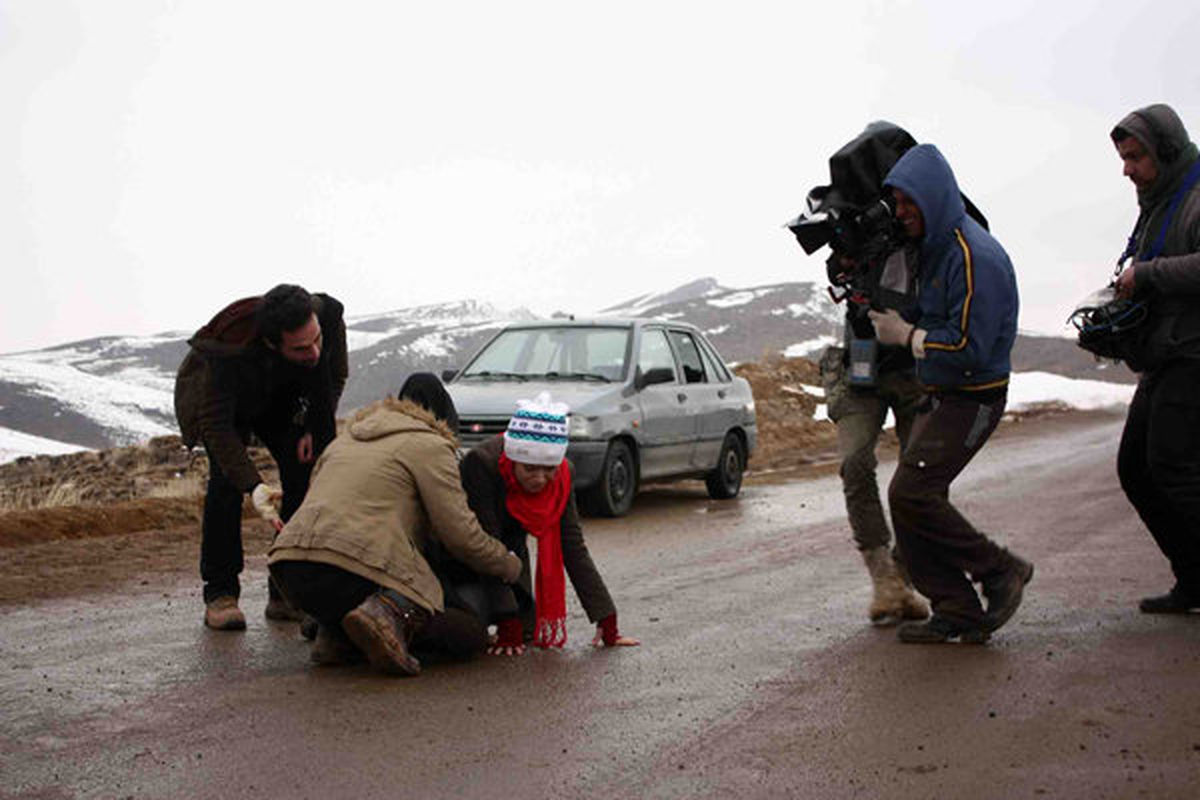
[200,419,312,603]
[268,560,377,628]
[269,560,488,659]
[888,393,1009,625]
[1117,361,1200,599]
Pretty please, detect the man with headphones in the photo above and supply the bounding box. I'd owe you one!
[1110,103,1200,614]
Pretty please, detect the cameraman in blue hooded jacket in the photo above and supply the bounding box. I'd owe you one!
[867,143,1033,644]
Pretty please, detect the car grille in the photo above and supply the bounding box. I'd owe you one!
[458,416,510,448]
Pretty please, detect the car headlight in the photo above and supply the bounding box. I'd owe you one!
[568,414,599,439]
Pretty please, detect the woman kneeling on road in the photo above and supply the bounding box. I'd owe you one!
[457,393,639,655]
[268,375,522,676]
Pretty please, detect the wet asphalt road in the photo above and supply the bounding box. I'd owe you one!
[2,411,1200,799]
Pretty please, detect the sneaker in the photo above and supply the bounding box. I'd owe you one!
[204,596,246,631]
[982,552,1034,632]
[897,616,989,644]
[311,624,364,666]
[1139,588,1200,614]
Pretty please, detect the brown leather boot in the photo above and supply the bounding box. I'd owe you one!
[341,591,429,676]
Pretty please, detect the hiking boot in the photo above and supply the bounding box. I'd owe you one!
[341,591,430,676]
[1139,588,1200,615]
[982,551,1035,632]
[204,596,246,631]
[863,547,930,626]
[899,590,931,621]
[265,578,305,622]
[897,616,989,645]
[311,624,364,666]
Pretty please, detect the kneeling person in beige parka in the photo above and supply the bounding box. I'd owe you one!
[268,395,522,676]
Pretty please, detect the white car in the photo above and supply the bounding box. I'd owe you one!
[443,318,757,516]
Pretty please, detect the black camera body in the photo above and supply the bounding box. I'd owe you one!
[787,122,917,312]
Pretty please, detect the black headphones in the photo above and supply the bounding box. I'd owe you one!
[1133,110,1181,164]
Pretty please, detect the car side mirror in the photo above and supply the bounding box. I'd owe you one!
[441,368,458,383]
[636,366,675,390]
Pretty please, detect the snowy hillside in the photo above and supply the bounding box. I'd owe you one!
[0,299,533,454]
[0,279,1134,460]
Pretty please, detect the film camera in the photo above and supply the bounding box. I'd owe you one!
[785,122,921,386]
[786,122,918,312]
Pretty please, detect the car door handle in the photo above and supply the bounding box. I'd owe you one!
[677,393,687,403]
[717,389,727,399]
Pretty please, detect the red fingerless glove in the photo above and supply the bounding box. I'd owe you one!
[599,613,619,646]
[495,617,524,648]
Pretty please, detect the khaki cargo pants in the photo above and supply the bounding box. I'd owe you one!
[819,346,925,552]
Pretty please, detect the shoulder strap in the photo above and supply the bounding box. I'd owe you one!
[1120,159,1200,268]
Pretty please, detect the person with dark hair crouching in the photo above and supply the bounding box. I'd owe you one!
[267,374,522,676]
[457,393,639,655]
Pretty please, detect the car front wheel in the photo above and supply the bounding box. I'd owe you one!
[705,433,745,500]
[586,439,637,517]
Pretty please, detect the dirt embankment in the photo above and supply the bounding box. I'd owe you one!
[0,436,279,549]
[733,355,843,470]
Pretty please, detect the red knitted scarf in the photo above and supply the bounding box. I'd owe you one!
[498,453,571,648]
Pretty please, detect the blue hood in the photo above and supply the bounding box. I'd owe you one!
[885,144,966,247]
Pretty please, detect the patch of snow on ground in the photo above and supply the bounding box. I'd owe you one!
[1007,371,1134,411]
[345,329,397,352]
[405,332,454,359]
[809,372,1131,427]
[707,324,730,336]
[800,384,824,397]
[783,336,837,358]
[707,291,756,309]
[0,427,88,464]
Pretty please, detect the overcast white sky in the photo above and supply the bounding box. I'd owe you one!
[3,0,1199,354]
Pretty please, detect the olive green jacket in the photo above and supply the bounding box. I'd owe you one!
[268,398,516,612]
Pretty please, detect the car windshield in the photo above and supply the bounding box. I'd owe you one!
[461,326,630,382]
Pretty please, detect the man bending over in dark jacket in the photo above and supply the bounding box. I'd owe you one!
[175,284,348,630]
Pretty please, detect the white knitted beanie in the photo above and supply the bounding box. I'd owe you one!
[503,392,570,466]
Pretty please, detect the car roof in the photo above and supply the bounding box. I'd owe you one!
[493,317,702,332]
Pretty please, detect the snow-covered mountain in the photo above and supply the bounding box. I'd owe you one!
[0,280,1132,459]
[0,299,533,453]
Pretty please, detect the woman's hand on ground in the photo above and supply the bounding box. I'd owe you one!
[591,629,640,648]
[487,644,526,657]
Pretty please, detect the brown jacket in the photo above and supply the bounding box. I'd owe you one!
[268,398,518,612]
[174,293,348,491]
[459,434,616,624]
